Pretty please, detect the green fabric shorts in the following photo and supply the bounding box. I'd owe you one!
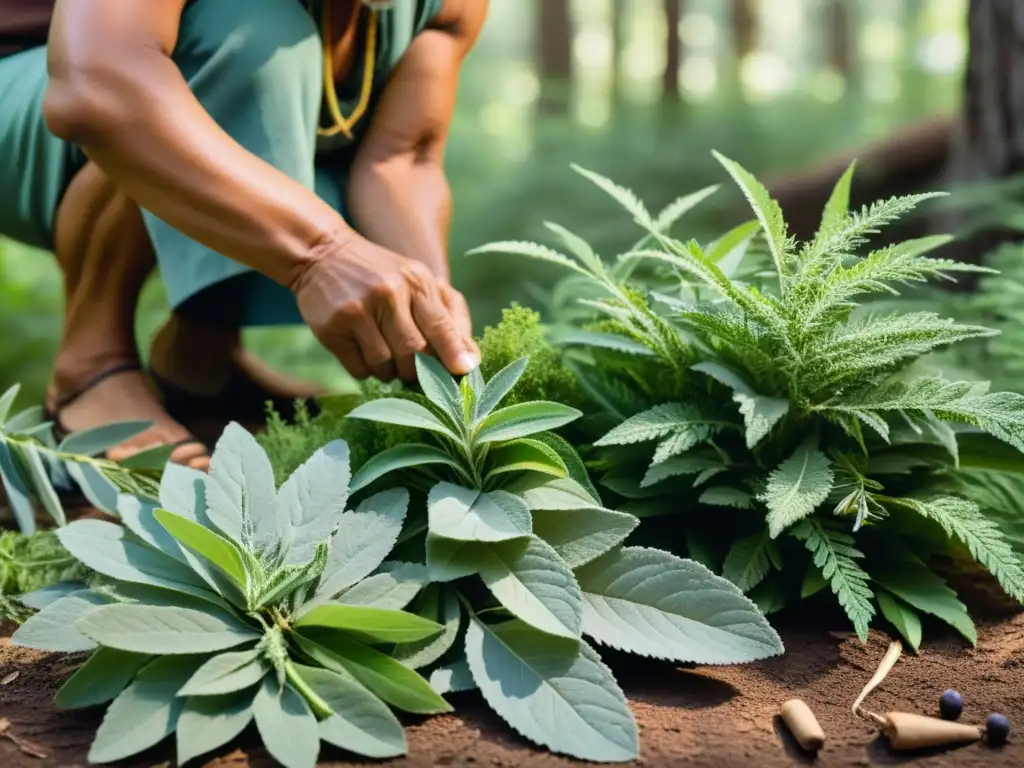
[0,0,440,327]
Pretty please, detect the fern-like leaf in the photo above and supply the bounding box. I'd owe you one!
[760,442,835,538]
[722,531,778,592]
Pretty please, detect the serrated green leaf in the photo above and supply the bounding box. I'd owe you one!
[154,509,248,588]
[350,444,461,493]
[88,655,205,764]
[721,533,777,592]
[178,649,268,696]
[465,617,638,762]
[293,664,406,758]
[58,421,151,456]
[56,647,150,709]
[761,443,834,537]
[415,353,464,424]
[292,632,451,714]
[735,394,789,448]
[296,603,442,644]
[278,440,350,566]
[207,423,280,553]
[876,590,923,652]
[872,558,976,645]
[531,507,638,569]
[485,438,568,481]
[816,160,856,243]
[429,658,476,694]
[551,329,655,356]
[478,536,583,640]
[575,547,783,662]
[475,401,581,444]
[596,402,705,447]
[428,483,532,542]
[77,603,260,654]
[347,398,459,441]
[337,562,428,610]
[393,585,462,669]
[176,689,255,765]
[12,591,110,652]
[252,677,320,768]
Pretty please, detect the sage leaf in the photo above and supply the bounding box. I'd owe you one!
[176,690,255,765]
[18,581,85,611]
[17,442,65,526]
[876,590,923,652]
[0,383,19,423]
[425,535,480,582]
[154,508,248,588]
[505,476,602,511]
[252,678,320,768]
[56,647,151,709]
[294,664,407,758]
[415,354,464,425]
[336,562,428,610]
[474,358,528,421]
[159,463,209,523]
[393,585,462,669]
[428,483,532,543]
[478,537,583,640]
[118,443,176,471]
[89,655,205,764]
[475,401,581,444]
[760,442,834,538]
[77,603,260,654]
[350,444,462,493]
[485,438,568,481]
[464,617,638,762]
[12,591,110,652]
[429,658,476,694]
[58,420,152,456]
[529,431,603,503]
[295,603,442,644]
[207,422,280,552]
[314,487,409,603]
[347,398,459,441]
[293,632,451,715]
[531,507,639,568]
[277,440,350,565]
[575,547,784,663]
[0,441,36,533]
[178,649,268,696]
[65,461,118,514]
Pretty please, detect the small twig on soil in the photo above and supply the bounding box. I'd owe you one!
[1,671,18,685]
[853,640,903,717]
[0,718,48,759]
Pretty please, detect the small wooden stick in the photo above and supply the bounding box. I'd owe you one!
[853,640,902,715]
[780,699,826,752]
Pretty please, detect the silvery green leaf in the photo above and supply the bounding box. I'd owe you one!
[347,398,459,441]
[528,432,603,503]
[336,562,428,610]
[425,535,480,582]
[429,658,476,694]
[56,519,214,601]
[393,585,462,669]
[479,536,583,639]
[292,633,451,715]
[464,617,638,762]
[467,366,486,395]
[0,441,36,533]
[76,603,260,654]
[278,440,350,566]
[294,664,407,758]
[295,603,442,644]
[12,590,110,652]
[734,393,789,448]
[207,423,280,552]
[15,442,65,526]
[475,401,581,444]
[428,483,532,543]
[531,507,638,569]
[350,444,462,493]
[313,487,409,604]
[56,647,151,709]
[504,476,602,511]
[178,649,268,696]
[17,581,85,611]
[575,547,784,663]
[176,689,255,765]
[0,383,19,424]
[58,420,152,456]
[159,463,209,522]
[415,354,464,425]
[88,655,205,764]
[760,442,834,538]
[65,461,118,513]
[118,443,176,471]
[475,358,528,422]
[4,404,45,432]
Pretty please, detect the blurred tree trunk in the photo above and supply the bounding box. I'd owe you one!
[662,0,682,104]
[536,0,574,116]
[826,0,854,84]
[611,0,626,105]
[730,0,756,92]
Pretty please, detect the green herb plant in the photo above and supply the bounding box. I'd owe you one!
[12,423,449,768]
[345,353,783,762]
[473,153,1024,651]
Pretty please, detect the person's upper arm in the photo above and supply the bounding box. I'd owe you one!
[356,0,487,166]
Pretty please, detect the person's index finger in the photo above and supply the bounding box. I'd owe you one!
[412,295,479,375]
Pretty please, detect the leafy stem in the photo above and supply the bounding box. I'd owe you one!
[285,659,334,719]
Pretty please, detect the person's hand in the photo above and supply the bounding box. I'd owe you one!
[292,235,479,382]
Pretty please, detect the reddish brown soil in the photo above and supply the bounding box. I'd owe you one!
[0,608,1022,768]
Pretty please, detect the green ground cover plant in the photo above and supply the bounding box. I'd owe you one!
[471,153,1024,651]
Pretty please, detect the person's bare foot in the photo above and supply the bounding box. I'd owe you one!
[47,361,210,471]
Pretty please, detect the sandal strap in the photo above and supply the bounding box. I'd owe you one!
[53,362,142,411]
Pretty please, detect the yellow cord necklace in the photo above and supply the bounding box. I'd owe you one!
[309,1,379,139]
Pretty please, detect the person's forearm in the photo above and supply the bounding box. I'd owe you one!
[44,44,348,288]
[347,158,452,282]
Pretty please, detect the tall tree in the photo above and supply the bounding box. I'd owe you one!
[662,0,682,103]
[826,0,854,81]
[730,0,757,91]
[536,0,574,115]
[611,0,627,105]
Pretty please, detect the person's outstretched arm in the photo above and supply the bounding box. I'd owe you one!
[45,0,478,378]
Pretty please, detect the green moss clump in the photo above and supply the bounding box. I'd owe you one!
[478,304,588,408]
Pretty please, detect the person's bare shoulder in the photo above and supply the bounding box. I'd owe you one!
[428,0,487,49]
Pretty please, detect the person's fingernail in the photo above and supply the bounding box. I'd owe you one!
[456,352,479,373]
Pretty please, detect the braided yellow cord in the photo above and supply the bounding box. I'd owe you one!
[309,1,379,138]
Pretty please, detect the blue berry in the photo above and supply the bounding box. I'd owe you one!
[939,689,963,720]
[986,713,1010,745]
